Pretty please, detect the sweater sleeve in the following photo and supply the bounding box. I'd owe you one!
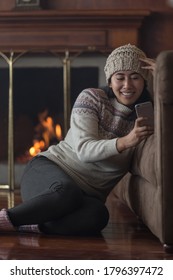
[70,88,120,163]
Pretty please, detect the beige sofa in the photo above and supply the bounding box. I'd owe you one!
[113,50,173,253]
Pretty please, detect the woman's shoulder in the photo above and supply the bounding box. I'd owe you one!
[73,88,109,112]
[79,87,109,101]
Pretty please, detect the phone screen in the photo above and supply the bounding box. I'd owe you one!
[135,101,154,127]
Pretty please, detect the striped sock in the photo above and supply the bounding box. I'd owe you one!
[0,208,16,232]
[18,224,41,234]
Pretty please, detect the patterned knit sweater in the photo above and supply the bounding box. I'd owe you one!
[40,88,135,202]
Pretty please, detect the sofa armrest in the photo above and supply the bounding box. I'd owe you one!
[154,51,173,244]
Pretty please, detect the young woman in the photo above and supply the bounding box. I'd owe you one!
[0,44,154,235]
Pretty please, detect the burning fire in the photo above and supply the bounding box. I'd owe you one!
[29,110,62,157]
[29,140,45,157]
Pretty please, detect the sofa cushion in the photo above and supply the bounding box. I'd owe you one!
[130,134,157,186]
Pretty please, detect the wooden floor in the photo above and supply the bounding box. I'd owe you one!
[0,189,173,260]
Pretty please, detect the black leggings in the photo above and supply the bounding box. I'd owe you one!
[8,156,109,235]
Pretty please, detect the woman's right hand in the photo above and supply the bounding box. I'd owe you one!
[116,117,154,153]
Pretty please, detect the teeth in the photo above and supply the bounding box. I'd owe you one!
[122,92,133,96]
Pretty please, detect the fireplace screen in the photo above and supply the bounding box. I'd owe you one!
[0,66,98,160]
[0,59,99,187]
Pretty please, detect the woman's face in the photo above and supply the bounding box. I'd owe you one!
[109,71,145,106]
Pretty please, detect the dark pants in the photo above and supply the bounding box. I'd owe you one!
[8,156,109,235]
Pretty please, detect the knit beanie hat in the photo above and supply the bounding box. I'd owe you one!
[104,44,149,83]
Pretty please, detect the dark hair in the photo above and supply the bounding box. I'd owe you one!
[133,83,153,106]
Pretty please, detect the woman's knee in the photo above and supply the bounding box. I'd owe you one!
[41,199,109,235]
[92,202,109,231]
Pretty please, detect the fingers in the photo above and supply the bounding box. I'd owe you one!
[139,57,156,75]
[141,65,154,70]
[137,127,153,136]
[135,117,154,136]
[139,57,156,66]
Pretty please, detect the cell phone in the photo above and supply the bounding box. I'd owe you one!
[135,101,154,127]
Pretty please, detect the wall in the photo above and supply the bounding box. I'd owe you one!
[0,0,169,11]
[47,0,168,11]
[0,1,173,57]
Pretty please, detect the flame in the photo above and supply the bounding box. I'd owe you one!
[42,116,55,145]
[29,140,45,157]
[56,124,62,141]
[28,110,62,157]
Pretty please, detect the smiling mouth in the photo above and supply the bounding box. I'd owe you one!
[121,92,134,97]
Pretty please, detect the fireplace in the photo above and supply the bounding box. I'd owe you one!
[0,8,150,190]
[0,52,106,187]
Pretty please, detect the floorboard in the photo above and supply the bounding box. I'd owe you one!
[0,189,173,260]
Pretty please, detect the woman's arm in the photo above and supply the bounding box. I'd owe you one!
[70,89,120,162]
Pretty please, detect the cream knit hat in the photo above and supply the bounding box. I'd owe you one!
[104,44,149,83]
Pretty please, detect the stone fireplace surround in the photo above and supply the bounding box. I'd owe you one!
[0,9,151,189]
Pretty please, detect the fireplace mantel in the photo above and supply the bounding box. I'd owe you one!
[0,9,151,52]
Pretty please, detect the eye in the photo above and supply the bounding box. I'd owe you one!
[131,74,140,80]
[115,75,124,80]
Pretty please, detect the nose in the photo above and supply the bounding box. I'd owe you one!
[123,77,133,89]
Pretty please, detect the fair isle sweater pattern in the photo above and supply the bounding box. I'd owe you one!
[72,88,135,139]
[41,88,136,201]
